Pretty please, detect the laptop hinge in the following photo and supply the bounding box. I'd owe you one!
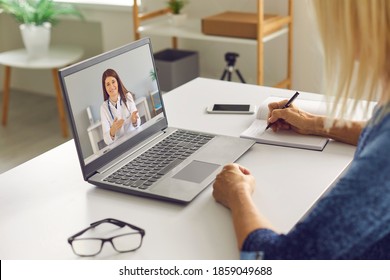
[96,130,166,175]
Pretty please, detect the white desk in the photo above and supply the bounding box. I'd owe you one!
[0,78,359,260]
[0,45,84,138]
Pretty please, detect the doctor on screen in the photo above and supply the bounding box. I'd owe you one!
[100,68,141,145]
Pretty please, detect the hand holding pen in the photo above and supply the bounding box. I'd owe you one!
[265,92,300,131]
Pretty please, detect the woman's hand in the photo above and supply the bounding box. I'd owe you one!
[131,111,139,127]
[213,163,255,210]
[268,99,365,145]
[110,117,124,138]
[213,164,276,248]
[267,100,318,135]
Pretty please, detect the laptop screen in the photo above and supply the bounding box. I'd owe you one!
[59,38,167,178]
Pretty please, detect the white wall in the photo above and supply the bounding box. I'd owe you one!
[0,13,104,95]
[292,0,324,93]
[0,0,324,96]
[0,15,3,50]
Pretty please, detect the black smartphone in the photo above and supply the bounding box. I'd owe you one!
[206,104,255,114]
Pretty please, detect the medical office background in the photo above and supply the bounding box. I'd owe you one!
[0,0,322,121]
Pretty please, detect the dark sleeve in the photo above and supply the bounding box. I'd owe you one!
[241,123,390,259]
[241,229,288,259]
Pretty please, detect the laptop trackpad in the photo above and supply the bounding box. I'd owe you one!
[173,160,220,184]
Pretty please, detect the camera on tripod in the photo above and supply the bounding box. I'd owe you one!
[220,52,246,83]
[225,52,239,66]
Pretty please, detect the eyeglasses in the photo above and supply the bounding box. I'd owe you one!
[68,218,145,257]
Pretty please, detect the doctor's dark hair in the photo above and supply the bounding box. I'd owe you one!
[102,68,129,107]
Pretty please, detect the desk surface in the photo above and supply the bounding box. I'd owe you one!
[0,78,358,259]
[0,45,84,69]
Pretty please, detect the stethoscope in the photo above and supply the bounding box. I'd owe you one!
[107,99,122,121]
[107,98,131,121]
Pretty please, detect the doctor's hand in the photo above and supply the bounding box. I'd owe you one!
[267,100,318,135]
[110,117,124,138]
[213,163,255,210]
[131,111,139,127]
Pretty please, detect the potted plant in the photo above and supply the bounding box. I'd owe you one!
[149,69,157,81]
[167,0,188,15]
[167,0,188,26]
[0,0,84,58]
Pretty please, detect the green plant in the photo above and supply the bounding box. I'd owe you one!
[0,0,84,26]
[149,69,157,81]
[167,0,188,15]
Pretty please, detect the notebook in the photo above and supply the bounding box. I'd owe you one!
[240,96,329,151]
[59,38,254,203]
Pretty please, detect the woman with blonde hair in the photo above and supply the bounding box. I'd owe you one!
[213,0,390,259]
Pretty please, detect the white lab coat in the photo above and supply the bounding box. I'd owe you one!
[100,92,141,145]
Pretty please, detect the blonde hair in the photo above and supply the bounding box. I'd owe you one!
[312,0,390,121]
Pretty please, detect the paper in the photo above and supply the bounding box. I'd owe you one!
[240,97,329,151]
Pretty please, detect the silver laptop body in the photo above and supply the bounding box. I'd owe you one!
[59,38,254,203]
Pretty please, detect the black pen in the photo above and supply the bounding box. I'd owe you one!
[265,91,300,130]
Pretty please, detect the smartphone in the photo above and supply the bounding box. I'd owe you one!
[206,104,256,114]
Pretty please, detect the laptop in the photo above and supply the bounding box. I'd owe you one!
[59,38,254,203]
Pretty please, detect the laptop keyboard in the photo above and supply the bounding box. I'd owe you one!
[103,130,214,190]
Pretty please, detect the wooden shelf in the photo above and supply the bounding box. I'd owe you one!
[133,0,293,88]
[138,18,289,45]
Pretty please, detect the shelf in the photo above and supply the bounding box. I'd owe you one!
[138,18,289,45]
[133,0,294,87]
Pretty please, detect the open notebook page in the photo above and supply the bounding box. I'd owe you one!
[241,97,329,151]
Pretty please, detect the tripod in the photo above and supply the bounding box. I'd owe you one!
[220,52,246,83]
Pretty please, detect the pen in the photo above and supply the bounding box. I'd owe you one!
[265,91,300,130]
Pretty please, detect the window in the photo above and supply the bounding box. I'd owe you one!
[54,0,141,7]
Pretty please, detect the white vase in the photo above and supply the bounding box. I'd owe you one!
[19,22,51,59]
[169,13,187,26]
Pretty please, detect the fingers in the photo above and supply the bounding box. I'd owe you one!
[267,100,288,118]
[268,106,298,132]
[220,163,251,176]
[268,108,286,124]
[110,118,125,137]
[267,99,298,122]
[266,109,285,132]
[112,118,124,129]
[268,100,288,111]
[267,100,288,131]
[132,111,139,120]
[221,163,242,173]
[222,163,237,171]
[238,165,251,175]
[212,163,255,208]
